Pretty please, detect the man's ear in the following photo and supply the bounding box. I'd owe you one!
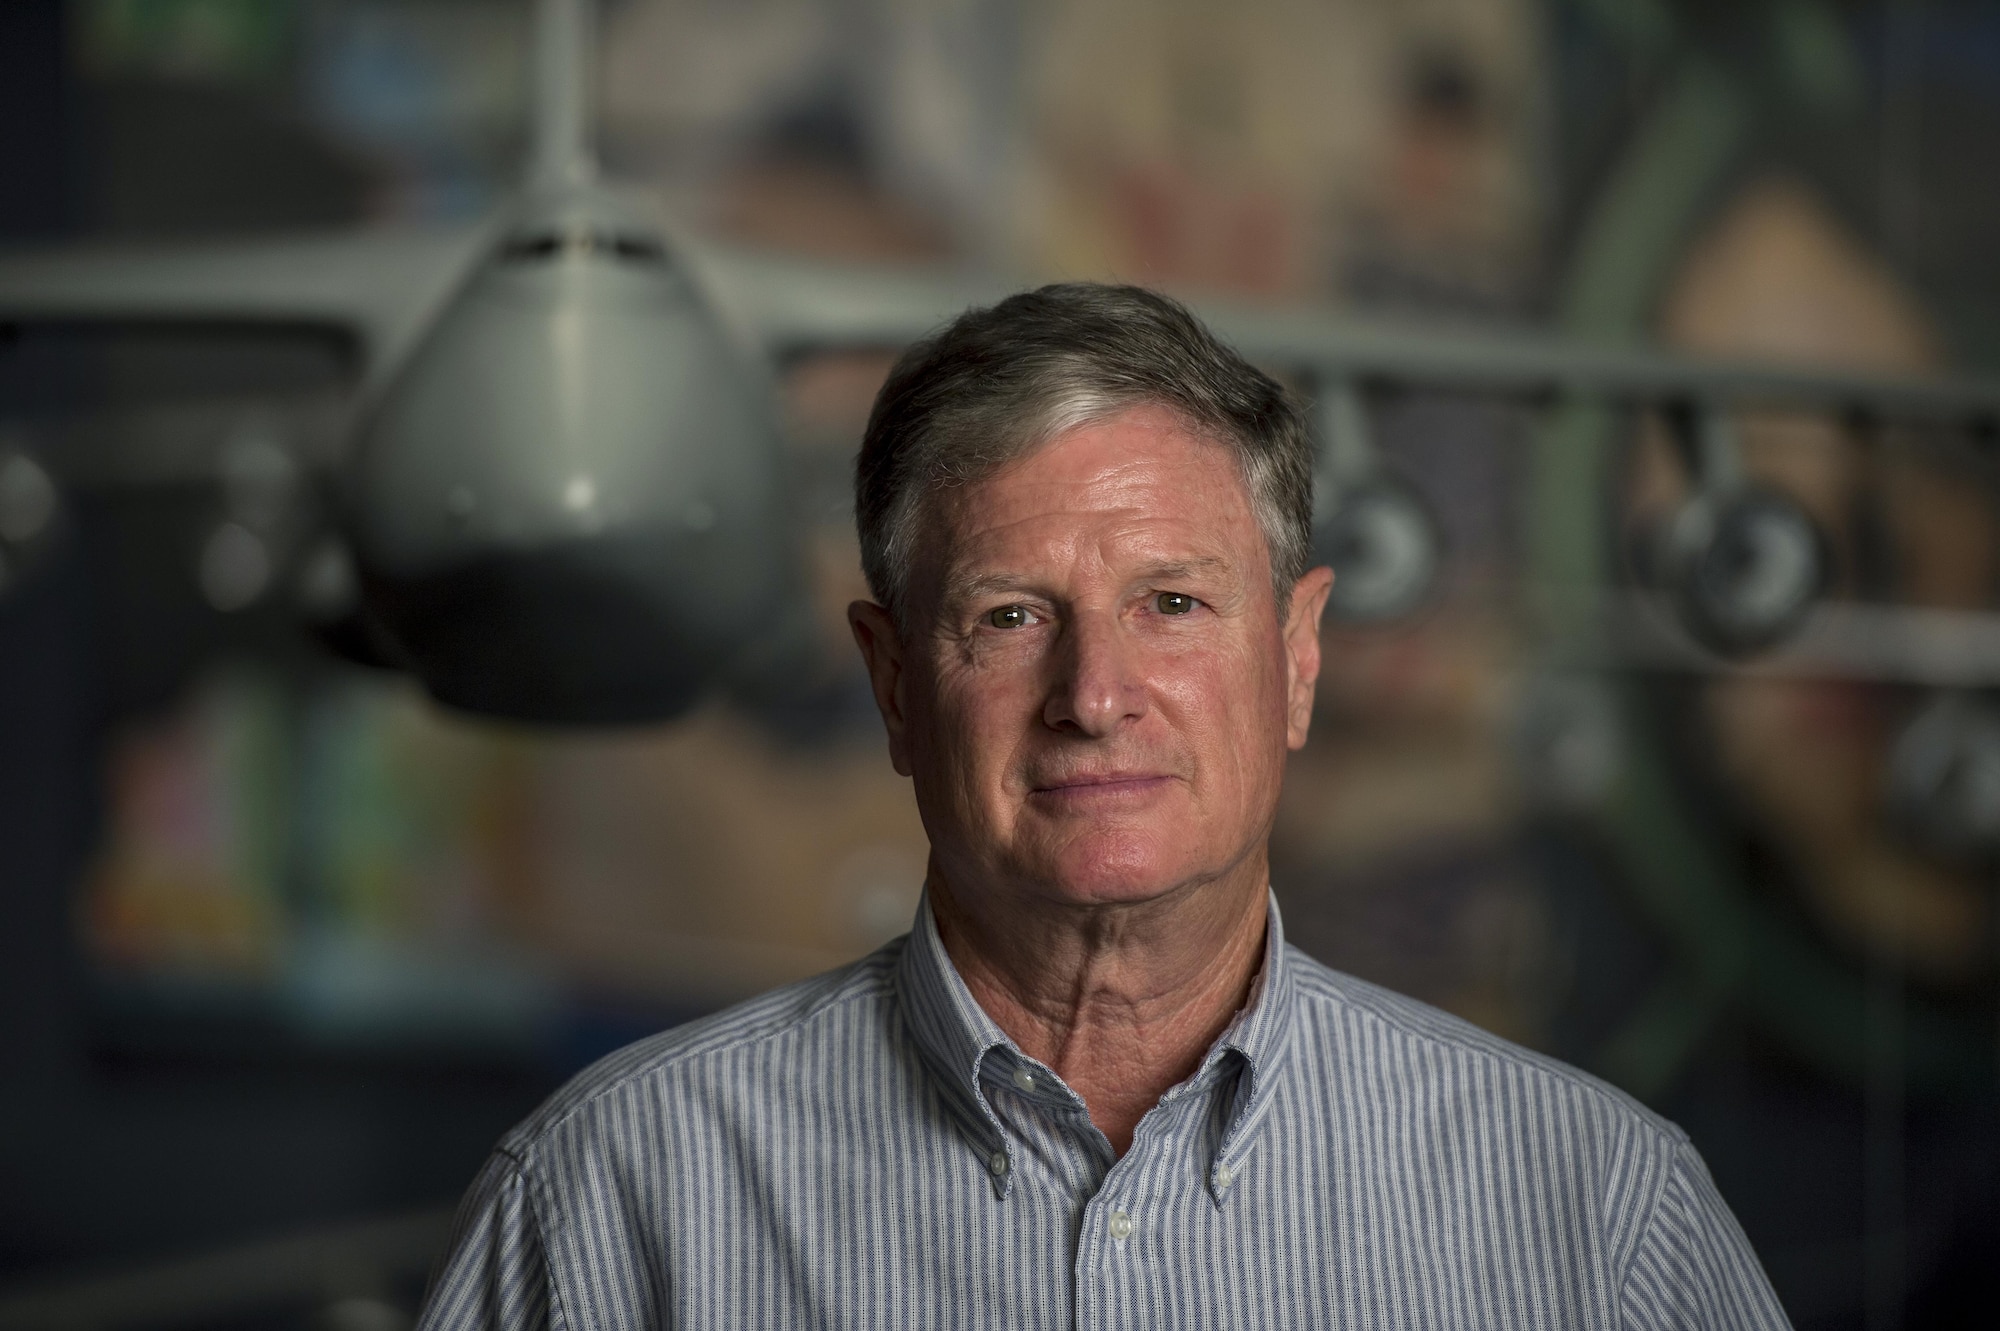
[1282,566,1335,751]
[848,600,914,776]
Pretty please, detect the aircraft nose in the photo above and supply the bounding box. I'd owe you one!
[345,217,796,724]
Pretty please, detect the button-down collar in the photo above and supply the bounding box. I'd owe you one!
[892,888,1298,1203]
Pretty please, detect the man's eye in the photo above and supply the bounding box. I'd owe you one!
[1155,592,1196,616]
[988,605,1031,629]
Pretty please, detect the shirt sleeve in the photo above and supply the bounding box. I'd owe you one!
[1620,1138,1792,1331]
[417,1150,562,1331]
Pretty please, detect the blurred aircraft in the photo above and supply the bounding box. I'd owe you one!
[3,0,1999,726]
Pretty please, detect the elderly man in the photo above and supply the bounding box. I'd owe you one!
[420,285,1788,1329]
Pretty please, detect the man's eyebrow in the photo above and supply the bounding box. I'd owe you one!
[937,556,1237,605]
[936,569,1039,606]
[1136,556,1236,583]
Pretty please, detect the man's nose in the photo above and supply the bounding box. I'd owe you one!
[1043,610,1148,736]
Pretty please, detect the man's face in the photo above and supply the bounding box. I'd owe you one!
[850,404,1333,911]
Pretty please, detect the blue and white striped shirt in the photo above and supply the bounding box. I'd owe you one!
[420,894,1789,1329]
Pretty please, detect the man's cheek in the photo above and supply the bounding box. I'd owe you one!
[1160,657,1242,716]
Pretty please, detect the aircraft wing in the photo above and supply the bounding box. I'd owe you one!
[693,242,2000,425]
[13,225,1996,427]
[0,222,494,389]
[1198,301,2000,423]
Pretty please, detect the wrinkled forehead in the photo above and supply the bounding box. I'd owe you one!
[905,405,1271,611]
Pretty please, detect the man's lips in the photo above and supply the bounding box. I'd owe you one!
[1027,773,1176,800]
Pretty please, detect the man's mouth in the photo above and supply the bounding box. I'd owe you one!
[1027,772,1176,801]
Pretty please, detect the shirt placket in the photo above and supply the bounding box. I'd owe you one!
[1070,1071,1229,1331]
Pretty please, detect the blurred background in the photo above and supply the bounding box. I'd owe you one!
[2,0,1998,1327]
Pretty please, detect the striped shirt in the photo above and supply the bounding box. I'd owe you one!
[419,893,1790,1329]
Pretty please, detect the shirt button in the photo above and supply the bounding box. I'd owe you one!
[1010,1067,1036,1093]
[1213,1164,1233,1189]
[988,1150,1010,1177]
[1107,1210,1134,1240]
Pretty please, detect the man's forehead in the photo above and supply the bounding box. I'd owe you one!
[946,407,1250,519]
[921,409,1265,591]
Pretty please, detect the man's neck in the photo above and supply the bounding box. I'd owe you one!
[927,863,1270,1158]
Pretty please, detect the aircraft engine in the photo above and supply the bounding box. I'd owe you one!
[1314,475,1441,623]
[1886,691,2000,864]
[1653,486,1825,656]
[1307,380,1441,623]
[347,197,797,724]
[0,444,61,595]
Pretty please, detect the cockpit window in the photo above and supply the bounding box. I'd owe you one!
[498,230,667,264]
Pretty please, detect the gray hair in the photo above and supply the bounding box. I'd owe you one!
[854,283,1314,621]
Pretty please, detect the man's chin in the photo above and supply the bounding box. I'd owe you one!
[1017,838,1214,909]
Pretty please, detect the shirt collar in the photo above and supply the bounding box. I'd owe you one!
[1202,893,1297,1190]
[892,887,1299,1200]
[892,893,1015,1193]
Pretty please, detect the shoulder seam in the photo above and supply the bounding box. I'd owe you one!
[520,1147,573,1331]
[1612,1130,1688,1308]
[1288,958,1680,1143]
[1289,960,1689,1302]
[518,967,895,1157]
